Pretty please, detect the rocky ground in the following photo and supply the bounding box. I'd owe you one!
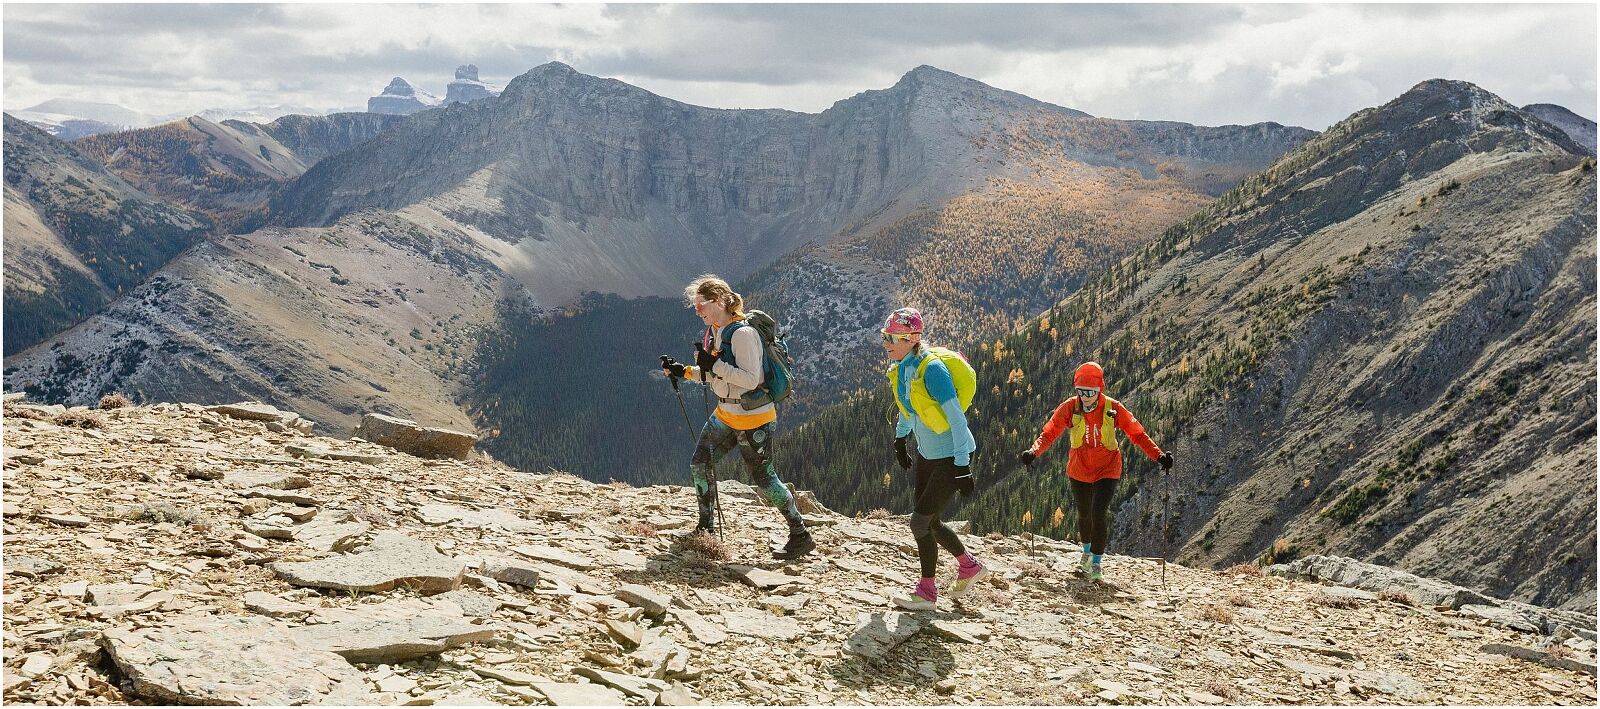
[3,397,1596,705]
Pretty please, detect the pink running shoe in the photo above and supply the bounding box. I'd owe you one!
[948,557,988,598]
[894,578,938,611]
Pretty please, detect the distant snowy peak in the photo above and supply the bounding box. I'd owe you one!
[17,98,157,128]
[194,104,333,125]
[11,111,126,140]
[367,77,443,116]
[446,64,502,105]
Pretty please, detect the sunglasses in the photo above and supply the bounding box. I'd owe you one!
[881,332,917,343]
[1076,387,1100,399]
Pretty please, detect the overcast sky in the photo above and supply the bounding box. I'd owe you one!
[3,3,1595,129]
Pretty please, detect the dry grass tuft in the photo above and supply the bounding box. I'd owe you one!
[1310,593,1362,609]
[98,393,131,409]
[1224,563,1263,577]
[1225,593,1255,608]
[1200,605,1236,624]
[6,406,53,421]
[127,503,207,526]
[672,530,731,562]
[1377,590,1414,606]
[866,508,892,520]
[54,410,106,429]
[1201,680,1240,700]
[622,520,659,538]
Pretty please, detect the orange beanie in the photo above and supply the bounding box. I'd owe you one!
[1074,361,1105,389]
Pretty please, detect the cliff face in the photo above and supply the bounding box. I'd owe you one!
[2,398,1594,705]
[781,80,1597,612]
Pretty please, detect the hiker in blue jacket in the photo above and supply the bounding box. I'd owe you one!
[882,307,988,610]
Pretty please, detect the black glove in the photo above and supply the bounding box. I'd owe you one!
[952,464,974,497]
[661,357,687,379]
[1158,451,1174,473]
[694,343,719,375]
[894,436,913,470]
[1019,450,1037,468]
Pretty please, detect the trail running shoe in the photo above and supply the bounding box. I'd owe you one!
[948,557,988,598]
[894,580,938,611]
[1079,553,1093,575]
[772,530,815,560]
[1090,563,1104,582]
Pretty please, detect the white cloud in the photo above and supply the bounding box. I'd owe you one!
[2,3,1593,129]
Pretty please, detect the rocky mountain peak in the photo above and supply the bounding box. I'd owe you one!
[2,395,1595,705]
[1366,78,1582,155]
[455,64,480,82]
[1523,103,1597,155]
[381,77,420,98]
[368,77,442,116]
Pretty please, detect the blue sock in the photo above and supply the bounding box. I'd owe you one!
[1081,542,1091,554]
[1091,553,1103,566]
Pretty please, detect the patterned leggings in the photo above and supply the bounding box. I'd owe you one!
[690,416,806,533]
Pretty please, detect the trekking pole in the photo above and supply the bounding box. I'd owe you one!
[1160,467,1171,593]
[693,343,726,539]
[661,355,697,440]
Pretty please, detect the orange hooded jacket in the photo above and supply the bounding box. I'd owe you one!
[1028,394,1163,483]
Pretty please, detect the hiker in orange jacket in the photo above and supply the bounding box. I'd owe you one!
[1017,361,1172,581]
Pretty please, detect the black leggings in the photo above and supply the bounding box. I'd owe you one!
[911,456,968,578]
[1071,477,1119,555]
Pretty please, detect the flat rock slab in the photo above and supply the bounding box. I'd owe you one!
[100,613,374,705]
[243,591,313,619]
[528,561,610,596]
[472,556,541,588]
[1010,612,1074,642]
[434,590,501,617]
[207,402,300,423]
[534,682,629,706]
[726,564,801,590]
[927,620,990,644]
[285,444,386,465]
[1275,657,1426,700]
[416,503,536,532]
[6,554,64,578]
[572,667,670,703]
[224,469,311,490]
[289,612,497,663]
[834,557,912,585]
[668,608,728,645]
[1460,604,1544,634]
[512,544,596,570]
[1480,643,1600,676]
[87,583,161,607]
[605,619,644,649]
[722,608,804,641]
[39,513,93,527]
[293,518,371,553]
[616,584,672,618]
[845,611,922,660]
[761,593,811,615]
[473,666,545,686]
[354,413,477,460]
[272,532,464,594]
[656,684,700,706]
[244,488,324,506]
[1268,555,1492,608]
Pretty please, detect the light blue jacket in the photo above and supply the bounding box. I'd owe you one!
[893,350,977,465]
